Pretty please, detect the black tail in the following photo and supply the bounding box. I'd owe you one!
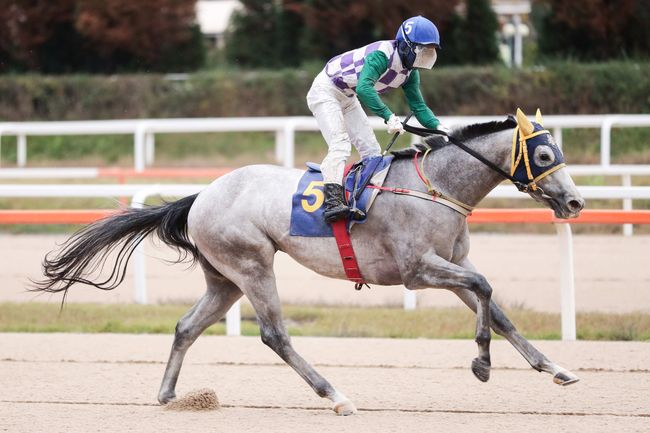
[33,194,199,300]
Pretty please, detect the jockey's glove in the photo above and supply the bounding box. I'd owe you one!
[386,114,405,135]
[437,124,451,141]
[437,124,451,135]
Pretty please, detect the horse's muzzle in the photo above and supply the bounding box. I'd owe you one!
[552,195,584,219]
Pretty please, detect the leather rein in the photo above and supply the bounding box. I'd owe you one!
[373,123,563,217]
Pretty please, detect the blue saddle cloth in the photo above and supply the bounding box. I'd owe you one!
[290,155,393,237]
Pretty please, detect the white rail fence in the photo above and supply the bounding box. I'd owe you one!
[1,183,649,340]
[2,115,649,237]
[2,115,650,170]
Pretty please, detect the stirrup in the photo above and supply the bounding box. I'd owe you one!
[324,206,350,223]
[349,207,366,221]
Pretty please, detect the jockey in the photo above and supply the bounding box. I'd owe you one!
[307,15,447,223]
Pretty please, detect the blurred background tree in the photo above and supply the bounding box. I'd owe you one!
[533,0,650,60]
[223,0,304,68]
[0,0,205,73]
[226,0,501,68]
[2,0,650,73]
[459,0,500,64]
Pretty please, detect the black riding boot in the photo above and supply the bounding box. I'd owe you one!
[323,183,350,223]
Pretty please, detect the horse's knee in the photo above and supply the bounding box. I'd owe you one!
[470,274,492,300]
[172,320,194,351]
[260,326,291,356]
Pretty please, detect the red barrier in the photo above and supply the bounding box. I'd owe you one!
[466,209,650,224]
[98,167,233,180]
[0,210,116,224]
[1,209,650,225]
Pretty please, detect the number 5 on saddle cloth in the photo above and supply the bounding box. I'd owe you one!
[290,155,394,237]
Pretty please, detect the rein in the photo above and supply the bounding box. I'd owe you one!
[403,124,528,191]
[402,123,564,194]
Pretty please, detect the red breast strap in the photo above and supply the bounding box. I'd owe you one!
[331,220,365,284]
[331,162,365,287]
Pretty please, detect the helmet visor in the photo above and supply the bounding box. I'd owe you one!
[413,45,437,69]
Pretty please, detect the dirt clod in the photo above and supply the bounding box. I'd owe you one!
[164,388,220,411]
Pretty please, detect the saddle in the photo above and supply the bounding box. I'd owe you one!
[290,155,394,237]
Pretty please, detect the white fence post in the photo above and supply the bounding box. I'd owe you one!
[600,116,619,167]
[403,288,417,310]
[555,223,576,341]
[134,123,147,172]
[622,174,633,236]
[553,127,563,150]
[17,134,27,167]
[226,301,241,336]
[131,187,161,304]
[145,132,156,167]
[283,121,295,168]
[275,129,285,165]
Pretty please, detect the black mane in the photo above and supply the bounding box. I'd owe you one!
[392,116,517,159]
[452,116,517,142]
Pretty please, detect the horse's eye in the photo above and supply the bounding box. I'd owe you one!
[534,145,555,167]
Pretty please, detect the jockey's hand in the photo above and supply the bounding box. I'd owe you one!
[437,124,451,135]
[437,124,451,141]
[387,114,405,135]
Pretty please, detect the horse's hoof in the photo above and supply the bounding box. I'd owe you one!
[158,392,176,405]
[553,370,580,386]
[333,399,357,416]
[471,358,491,382]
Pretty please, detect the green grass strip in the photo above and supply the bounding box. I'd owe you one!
[1,302,648,341]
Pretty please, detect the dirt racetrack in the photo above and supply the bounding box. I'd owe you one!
[1,333,649,433]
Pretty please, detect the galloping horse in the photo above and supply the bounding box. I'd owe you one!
[36,109,584,415]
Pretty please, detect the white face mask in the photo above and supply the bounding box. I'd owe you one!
[413,45,437,69]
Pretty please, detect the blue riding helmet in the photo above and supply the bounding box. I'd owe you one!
[395,16,441,69]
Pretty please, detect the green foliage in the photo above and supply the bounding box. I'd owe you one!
[2,62,649,122]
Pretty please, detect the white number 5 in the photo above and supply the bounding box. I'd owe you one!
[404,21,414,34]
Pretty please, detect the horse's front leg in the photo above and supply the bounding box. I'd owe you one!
[402,252,493,382]
[454,258,580,386]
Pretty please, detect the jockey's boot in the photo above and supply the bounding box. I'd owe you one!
[323,183,350,223]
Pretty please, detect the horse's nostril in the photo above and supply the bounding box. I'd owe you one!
[568,199,584,212]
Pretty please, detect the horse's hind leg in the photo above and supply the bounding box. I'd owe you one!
[158,255,243,404]
[201,238,356,415]
[247,279,356,415]
[454,258,579,386]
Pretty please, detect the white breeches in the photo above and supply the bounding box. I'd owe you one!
[307,70,382,184]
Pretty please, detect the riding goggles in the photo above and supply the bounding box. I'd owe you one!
[413,45,437,69]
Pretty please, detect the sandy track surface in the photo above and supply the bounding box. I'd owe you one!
[3,233,649,312]
[1,333,649,433]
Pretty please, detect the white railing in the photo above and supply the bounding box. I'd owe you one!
[2,115,650,170]
[1,183,649,340]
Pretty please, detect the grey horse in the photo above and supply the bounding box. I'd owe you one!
[35,109,584,415]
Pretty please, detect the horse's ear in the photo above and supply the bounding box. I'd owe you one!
[535,108,544,126]
[516,108,534,135]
